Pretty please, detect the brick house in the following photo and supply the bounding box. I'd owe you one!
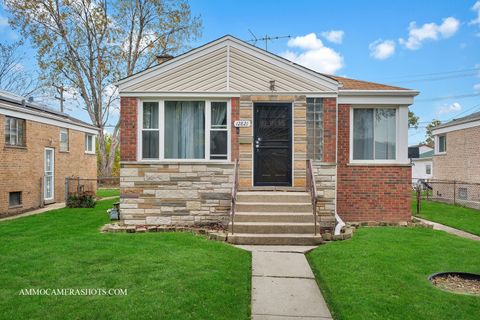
[117,36,418,244]
[0,90,98,218]
[431,111,480,208]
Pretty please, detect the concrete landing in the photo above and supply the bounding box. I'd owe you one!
[243,246,333,320]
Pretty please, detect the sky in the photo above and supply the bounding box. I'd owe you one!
[1,0,480,145]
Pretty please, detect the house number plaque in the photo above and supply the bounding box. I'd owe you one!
[234,120,251,128]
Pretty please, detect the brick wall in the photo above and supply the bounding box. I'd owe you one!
[432,125,480,183]
[336,104,411,222]
[120,97,137,161]
[120,163,233,225]
[0,115,97,217]
[322,98,337,163]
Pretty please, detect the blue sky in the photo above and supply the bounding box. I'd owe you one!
[1,0,480,144]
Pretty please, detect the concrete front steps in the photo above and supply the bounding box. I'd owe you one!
[227,191,323,245]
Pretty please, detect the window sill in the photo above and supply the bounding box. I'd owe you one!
[348,162,412,167]
[4,145,27,150]
[121,160,233,165]
[59,150,69,153]
[8,205,23,209]
[434,152,446,156]
[85,151,96,155]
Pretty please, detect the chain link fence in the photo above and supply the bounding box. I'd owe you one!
[413,179,480,213]
[65,177,120,202]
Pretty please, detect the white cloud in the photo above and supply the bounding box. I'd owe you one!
[474,83,480,93]
[437,102,462,115]
[470,1,480,25]
[320,30,344,44]
[282,33,344,74]
[0,15,8,27]
[399,17,460,50]
[369,39,396,60]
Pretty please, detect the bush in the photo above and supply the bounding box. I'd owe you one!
[67,194,96,208]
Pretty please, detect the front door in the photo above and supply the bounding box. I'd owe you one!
[44,148,55,201]
[253,103,292,186]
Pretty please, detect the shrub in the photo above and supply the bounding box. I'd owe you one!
[67,194,96,208]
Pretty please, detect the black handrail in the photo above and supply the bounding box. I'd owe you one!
[230,159,240,234]
[306,160,318,235]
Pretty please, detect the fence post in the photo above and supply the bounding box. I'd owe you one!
[416,186,421,215]
[453,180,456,205]
[65,177,69,203]
[77,177,80,195]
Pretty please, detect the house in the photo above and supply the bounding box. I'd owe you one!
[117,35,418,243]
[410,144,433,183]
[431,111,480,208]
[0,90,98,218]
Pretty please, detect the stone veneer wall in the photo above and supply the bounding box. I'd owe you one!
[120,163,234,225]
[312,162,337,231]
[238,95,307,187]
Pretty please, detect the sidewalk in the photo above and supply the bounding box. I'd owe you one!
[237,245,333,320]
[415,217,480,241]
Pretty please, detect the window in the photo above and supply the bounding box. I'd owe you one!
[306,98,323,160]
[142,102,160,159]
[9,191,22,207]
[85,134,95,153]
[139,100,230,161]
[60,128,69,152]
[426,164,431,175]
[210,102,228,160]
[458,187,468,200]
[353,108,396,161]
[5,117,26,147]
[438,135,447,153]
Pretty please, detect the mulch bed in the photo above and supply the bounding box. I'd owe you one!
[432,274,480,296]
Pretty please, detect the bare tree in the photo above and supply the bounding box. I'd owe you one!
[4,0,201,177]
[0,41,41,96]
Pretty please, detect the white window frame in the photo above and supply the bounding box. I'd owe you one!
[59,128,69,152]
[137,99,231,162]
[425,164,431,175]
[85,133,95,154]
[435,134,447,155]
[349,105,409,165]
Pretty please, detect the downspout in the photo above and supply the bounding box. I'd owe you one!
[334,96,345,235]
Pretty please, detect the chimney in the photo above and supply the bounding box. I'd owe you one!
[156,54,173,64]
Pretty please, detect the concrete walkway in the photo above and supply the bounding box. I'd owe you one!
[415,217,480,241]
[0,203,65,222]
[238,245,333,320]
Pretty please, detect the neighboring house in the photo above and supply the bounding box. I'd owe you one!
[0,90,98,218]
[410,144,433,183]
[431,111,480,208]
[116,35,418,243]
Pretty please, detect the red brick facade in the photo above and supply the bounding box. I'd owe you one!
[336,104,411,222]
[120,97,138,161]
[231,97,240,161]
[322,98,337,163]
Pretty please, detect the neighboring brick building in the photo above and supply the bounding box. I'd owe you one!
[116,35,418,241]
[431,112,480,208]
[0,90,98,218]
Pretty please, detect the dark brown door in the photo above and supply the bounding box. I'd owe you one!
[253,103,292,186]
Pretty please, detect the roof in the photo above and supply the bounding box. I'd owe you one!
[0,89,98,132]
[117,35,415,94]
[320,74,411,91]
[435,111,480,130]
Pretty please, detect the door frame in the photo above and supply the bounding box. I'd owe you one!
[44,147,55,202]
[252,102,293,187]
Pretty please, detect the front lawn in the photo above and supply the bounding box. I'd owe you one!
[412,198,480,236]
[96,188,120,198]
[308,227,480,320]
[0,199,251,320]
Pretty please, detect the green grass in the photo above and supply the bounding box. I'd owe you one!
[0,199,251,320]
[96,188,120,198]
[307,227,480,320]
[412,198,480,236]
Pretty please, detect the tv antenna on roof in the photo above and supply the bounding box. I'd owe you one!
[247,29,291,51]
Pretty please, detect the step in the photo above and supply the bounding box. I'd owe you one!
[239,187,306,192]
[227,233,323,245]
[234,212,315,223]
[235,202,313,213]
[237,191,311,203]
[229,222,319,234]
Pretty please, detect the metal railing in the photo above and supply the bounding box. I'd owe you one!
[230,159,240,235]
[306,159,318,235]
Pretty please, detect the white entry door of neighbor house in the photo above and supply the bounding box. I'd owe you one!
[44,148,55,201]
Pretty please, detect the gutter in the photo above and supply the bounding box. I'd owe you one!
[334,97,345,236]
